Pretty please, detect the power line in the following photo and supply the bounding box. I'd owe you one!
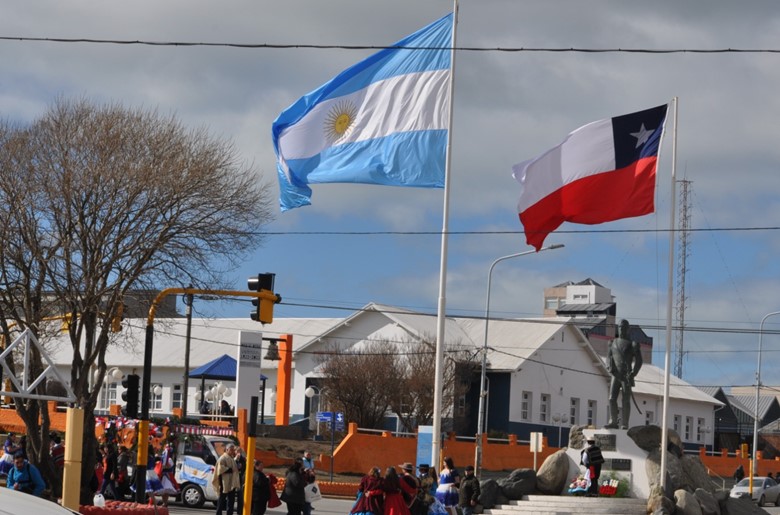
[253,226,780,236]
[3,37,780,55]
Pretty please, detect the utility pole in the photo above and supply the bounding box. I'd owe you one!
[182,288,194,417]
[674,179,692,378]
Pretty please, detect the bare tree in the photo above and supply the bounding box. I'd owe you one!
[0,97,273,502]
[392,337,477,433]
[320,340,401,429]
[318,335,477,433]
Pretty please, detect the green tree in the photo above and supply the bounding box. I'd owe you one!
[0,97,273,502]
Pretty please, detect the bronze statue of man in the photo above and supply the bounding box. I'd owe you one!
[605,319,643,429]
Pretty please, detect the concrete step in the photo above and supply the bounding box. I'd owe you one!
[483,495,647,515]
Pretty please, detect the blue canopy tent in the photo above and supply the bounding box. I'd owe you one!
[189,354,269,419]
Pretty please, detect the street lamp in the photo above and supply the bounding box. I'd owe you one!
[474,243,565,477]
[305,386,322,437]
[753,311,780,477]
[552,413,566,447]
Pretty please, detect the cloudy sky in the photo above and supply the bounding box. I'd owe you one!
[2,1,780,390]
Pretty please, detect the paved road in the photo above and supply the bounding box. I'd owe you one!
[166,496,355,515]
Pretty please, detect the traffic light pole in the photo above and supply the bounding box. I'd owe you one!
[134,287,281,503]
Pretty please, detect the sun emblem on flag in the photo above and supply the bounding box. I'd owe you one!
[324,100,357,143]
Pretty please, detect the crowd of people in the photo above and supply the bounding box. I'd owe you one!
[340,457,480,515]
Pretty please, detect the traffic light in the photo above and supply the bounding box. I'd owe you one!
[248,273,282,324]
[121,374,140,418]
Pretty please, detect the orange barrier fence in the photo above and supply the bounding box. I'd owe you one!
[317,423,559,475]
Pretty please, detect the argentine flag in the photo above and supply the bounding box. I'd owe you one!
[272,13,453,211]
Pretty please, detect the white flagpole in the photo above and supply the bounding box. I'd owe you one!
[659,96,679,489]
[431,0,459,469]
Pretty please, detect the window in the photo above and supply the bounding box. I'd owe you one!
[151,386,163,412]
[684,416,692,441]
[673,415,681,433]
[457,394,466,417]
[171,384,182,410]
[570,398,580,425]
[545,297,560,310]
[573,294,588,300]
[587,400,596,426]
[98,383,117,410]
[645,411,654,425]
[697,417,706,442]
[521,391,532,421]
[540,394,550,423]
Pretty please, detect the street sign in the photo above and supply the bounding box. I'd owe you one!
[316,411,332,423]
[335,412,345,431]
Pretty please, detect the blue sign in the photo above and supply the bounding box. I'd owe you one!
[316,411,332,422]
[335,412,345,431]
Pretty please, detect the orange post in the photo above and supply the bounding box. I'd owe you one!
[275,334,293,426]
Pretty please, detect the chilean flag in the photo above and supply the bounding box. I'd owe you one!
[513,104,668,250]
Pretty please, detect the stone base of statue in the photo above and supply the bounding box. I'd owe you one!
[564,427,650,499]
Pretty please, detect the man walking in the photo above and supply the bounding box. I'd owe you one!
[212,444,241,515]
[581,438,605,497]
[458,465,480,515]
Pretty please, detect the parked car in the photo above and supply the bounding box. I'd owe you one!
[0,488,80,515]
[730,476,780,506]
[175,435,235,508]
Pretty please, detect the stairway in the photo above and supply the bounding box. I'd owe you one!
[484,495,647,515]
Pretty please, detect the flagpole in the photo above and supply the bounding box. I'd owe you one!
[659,96,678,489]
[431,0,459,469]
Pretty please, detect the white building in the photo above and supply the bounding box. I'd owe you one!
[45,303,721,450]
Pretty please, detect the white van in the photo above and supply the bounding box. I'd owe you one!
[175,435,235,508]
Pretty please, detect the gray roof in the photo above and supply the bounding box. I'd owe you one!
[555,303,614,313]
[728,394,776,419]
[46,317,341,369]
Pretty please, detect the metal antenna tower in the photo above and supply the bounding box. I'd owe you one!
[674,179,692,378]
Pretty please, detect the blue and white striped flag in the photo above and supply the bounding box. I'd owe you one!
[272,13,453,211]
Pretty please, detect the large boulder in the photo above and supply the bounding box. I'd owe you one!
[675,489,703,515]
[535,450,570,494]
[627,425,684,457]
[682,455,717,494]
[498,468,536,500]
[477,479,500,509]
[694,488,720,515]
[648,485,676,515]
[647,448,686,492]
[568,425,587,450]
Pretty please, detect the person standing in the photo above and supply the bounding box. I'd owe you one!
[398,463,424,515]
[350,467,384,515]
[435,457,460,507]
[281,458,307,515]
[50,435,66,499]
[6,451,45,497]
[100,443,118,499]
[116,445,130,500]
[158,443,179,507]
[0,433,20,475]
[252,460,271,515]
[581,438,605,497]
[457,466,480,515]
[235,447,247,515]
[212,443,241,515]
[301,451,316,515]
[382,467,416,515]
[733,464,745,482]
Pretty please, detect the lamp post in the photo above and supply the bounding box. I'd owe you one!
[474,243,564,477]
[753,311,780,477]
[305,386,322,437]
[552,413,566,447]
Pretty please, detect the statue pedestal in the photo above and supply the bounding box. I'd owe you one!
[564,428,650,499]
